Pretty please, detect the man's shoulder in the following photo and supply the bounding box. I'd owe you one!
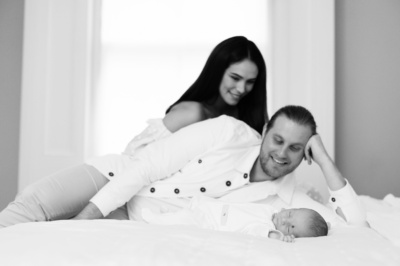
[210,115,250,128]
[182,115,261,142]
[216,115,261,138]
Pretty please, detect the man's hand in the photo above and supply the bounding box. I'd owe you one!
[304,134,331,167]
[72,202,104,220]
[304,134,346,190]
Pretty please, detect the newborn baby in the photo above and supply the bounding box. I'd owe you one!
[142,196,328,242]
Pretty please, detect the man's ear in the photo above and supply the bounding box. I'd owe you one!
[261,123,267,137]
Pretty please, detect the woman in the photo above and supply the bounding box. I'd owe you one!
[165,36,267,134]
[124,36,267,155]
[0,36,268,227]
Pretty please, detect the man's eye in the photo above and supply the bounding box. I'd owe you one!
[290,146,301,152]
[274,139,283,144]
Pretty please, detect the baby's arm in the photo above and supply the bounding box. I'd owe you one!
[268,230,295,243]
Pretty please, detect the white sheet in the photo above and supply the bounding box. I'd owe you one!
[1,219,399,266]
[360,194,400,248]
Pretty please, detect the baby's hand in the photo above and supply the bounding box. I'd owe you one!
[281,235,295,243]
[268,231,295,243]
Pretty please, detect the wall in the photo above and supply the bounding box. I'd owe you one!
[336,0,400,198]
[0,0,24,209]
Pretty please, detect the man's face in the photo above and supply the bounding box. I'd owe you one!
[259,115,312,179]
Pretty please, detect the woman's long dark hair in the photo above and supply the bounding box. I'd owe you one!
[166,36,268,134]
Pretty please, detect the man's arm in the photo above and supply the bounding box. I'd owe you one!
[75,116,249,219]
[304,135,346,190]
[304,135,368,226]
[73,202,103,220]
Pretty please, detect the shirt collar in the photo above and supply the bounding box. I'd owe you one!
[234,146,260,174]
[221,147,296,204]
[273,172,296,204]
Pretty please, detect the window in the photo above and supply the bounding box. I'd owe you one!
[92,0,269,155]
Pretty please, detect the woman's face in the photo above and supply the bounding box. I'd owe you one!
[218,59,258,106]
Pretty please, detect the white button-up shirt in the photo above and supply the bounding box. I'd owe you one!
[87,115,366,226]
[88,116,266,215]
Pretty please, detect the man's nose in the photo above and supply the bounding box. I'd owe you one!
[277,147,288,158]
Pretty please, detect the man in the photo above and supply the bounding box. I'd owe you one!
[75,105,366,226]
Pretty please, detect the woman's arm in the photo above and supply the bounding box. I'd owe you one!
[163,101,208,133]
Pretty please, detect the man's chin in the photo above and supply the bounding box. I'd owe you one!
[263,168,288,180]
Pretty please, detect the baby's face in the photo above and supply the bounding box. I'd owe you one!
[272,208,312,237]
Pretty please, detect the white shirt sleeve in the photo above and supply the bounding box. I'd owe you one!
[90,116,236,217]
[327,179,367,226]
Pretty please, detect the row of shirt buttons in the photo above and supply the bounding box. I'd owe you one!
[149,173,249,194]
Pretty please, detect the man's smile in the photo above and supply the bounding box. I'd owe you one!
[271,156,287,165]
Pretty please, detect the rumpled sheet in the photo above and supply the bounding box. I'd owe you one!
[360,194,400,248]
[0,218,399,266]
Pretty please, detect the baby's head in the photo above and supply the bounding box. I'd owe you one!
[272,208,328,238]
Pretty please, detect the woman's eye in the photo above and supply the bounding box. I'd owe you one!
[230,75,240,81]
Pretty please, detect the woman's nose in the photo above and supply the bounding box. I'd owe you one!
[236,82,245,93]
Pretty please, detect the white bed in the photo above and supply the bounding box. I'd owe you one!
[1,194,399,266]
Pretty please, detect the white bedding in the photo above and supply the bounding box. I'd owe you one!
[1,217,399,266]
[360,194,400,248]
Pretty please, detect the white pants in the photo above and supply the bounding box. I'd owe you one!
[0,164,128,228]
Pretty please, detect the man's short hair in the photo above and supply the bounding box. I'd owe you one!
[266,105,317,135]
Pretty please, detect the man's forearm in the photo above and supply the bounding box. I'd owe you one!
[319,157,346,191]
[73,202,104,220]
[306,135,346,191]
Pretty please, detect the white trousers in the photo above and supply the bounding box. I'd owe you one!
[0,164,128,228]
